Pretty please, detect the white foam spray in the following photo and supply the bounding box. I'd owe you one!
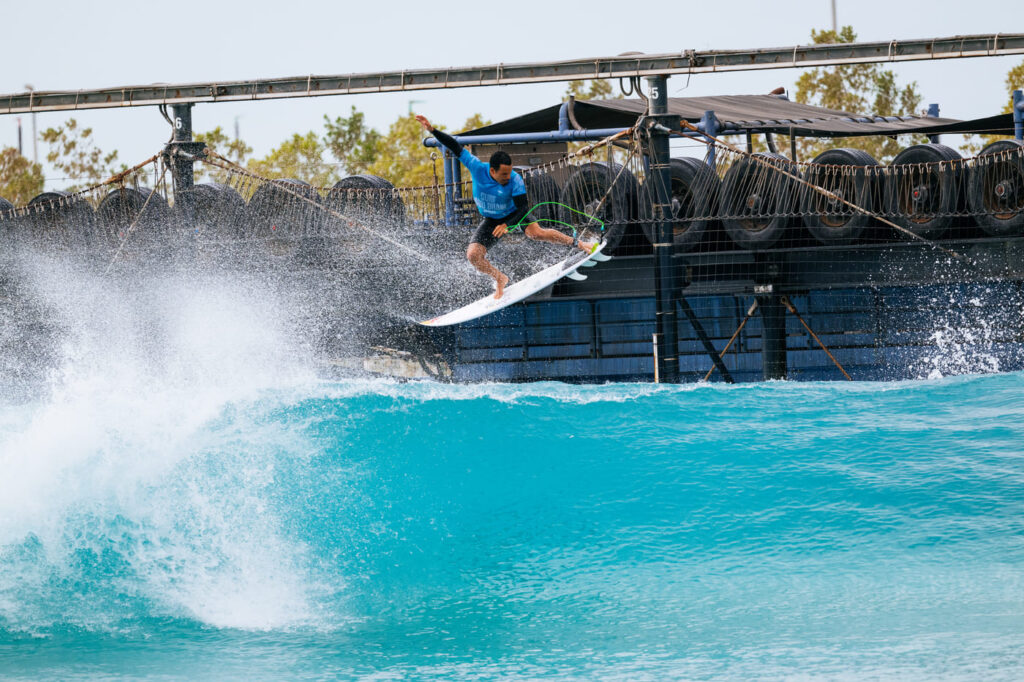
[0,248,331,632]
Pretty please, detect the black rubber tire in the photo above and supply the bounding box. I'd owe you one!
[0,197,17,237]
[885,143,963,240]
[247,178,322,240]
[514,168,561,225]
[641,157,720,252]
[26,191,97,249]
[183,182,246,240]
[801,148,881,245]
[326,174,405,222]
[96,187,171,249]
[322,175,406,262]
[968,139,1024,236]
[720,152,797,250]
[557,161,639,254]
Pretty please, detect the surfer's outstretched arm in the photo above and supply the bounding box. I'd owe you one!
[415,115,463,156]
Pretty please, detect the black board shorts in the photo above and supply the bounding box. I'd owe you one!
[470,211,518,250]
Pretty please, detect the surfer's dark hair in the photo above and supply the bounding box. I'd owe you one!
[489,150,512,169]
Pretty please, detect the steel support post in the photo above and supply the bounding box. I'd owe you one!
[452,158,463,224]
[165,103,206,233]
[647,74,679,383]
[701,110,719,167]
[170,103,195,194]
[1014,90,1023,140]
[926,102,940,143]
[759,294,788,380]
[443,150,455,226]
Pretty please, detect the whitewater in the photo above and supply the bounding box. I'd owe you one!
[1,254,1023,680]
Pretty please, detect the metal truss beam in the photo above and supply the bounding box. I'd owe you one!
[2,33,1022,115]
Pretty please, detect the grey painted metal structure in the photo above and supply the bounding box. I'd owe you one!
[1,33,1022,115]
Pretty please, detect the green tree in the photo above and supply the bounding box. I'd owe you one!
[323,106,381,175]
[194,126,253,183]
[247,131,338,186]
[960,59,1024,155]
[364,114,440,188]
[358,113,487,189]
[563,79,620,101]
[0,148,44,205]
[364,113,493,188]
[789,26,926,163]
[40,118,120,191]
[458,112,491,133]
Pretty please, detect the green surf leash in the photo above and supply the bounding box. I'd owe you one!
[506,201,605,239]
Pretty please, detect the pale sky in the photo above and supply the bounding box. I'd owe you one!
[1,0,1021,188]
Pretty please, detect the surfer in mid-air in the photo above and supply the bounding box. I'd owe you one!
[416,114,596,299]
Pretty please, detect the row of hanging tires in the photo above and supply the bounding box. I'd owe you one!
[643,139,1024,252]
[1,139,1022,259]
[516,139,1024,255]
[0,175,405,259]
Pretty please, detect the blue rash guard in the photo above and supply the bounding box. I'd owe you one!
[457,148,527,218]
[431,128,528,222]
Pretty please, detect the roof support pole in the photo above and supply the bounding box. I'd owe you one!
[452,157,463,215]
[1014,90,1023,141]
[647,74,680,383]
[701,110,719,168]
[926,102,940,144]
[443,150,455,227]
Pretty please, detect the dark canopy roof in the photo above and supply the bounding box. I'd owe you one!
[460,95,1014,138]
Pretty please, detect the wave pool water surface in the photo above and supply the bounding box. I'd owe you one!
[2,373,1024,680]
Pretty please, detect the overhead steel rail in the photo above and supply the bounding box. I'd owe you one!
[2,33,1023,115]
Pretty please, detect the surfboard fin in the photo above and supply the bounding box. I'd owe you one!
[565,271,588,281]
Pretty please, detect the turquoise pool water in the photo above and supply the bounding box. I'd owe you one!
[2,368,1023,679]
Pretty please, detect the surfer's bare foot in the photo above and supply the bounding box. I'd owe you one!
[578,240,597,253]
[494,272,510,299]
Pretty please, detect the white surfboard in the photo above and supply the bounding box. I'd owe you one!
[420,242,611,327]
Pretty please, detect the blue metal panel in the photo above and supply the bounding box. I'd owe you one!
[444,280,1024,384]
[595,298,655,322]
[808,288,875,310]
[678,339,722,354]
[452,362,518,382]
[815,333,876,348]
[528,343,592,360]
[803,312,876,333]
[788,347,876,371]
[461,306,525,328]
[459,346,524,362]
[525,301,592,325]
[526,325,592,345]
[600,324,656,345]
[457,327,526,348]
[602,341,654,356]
